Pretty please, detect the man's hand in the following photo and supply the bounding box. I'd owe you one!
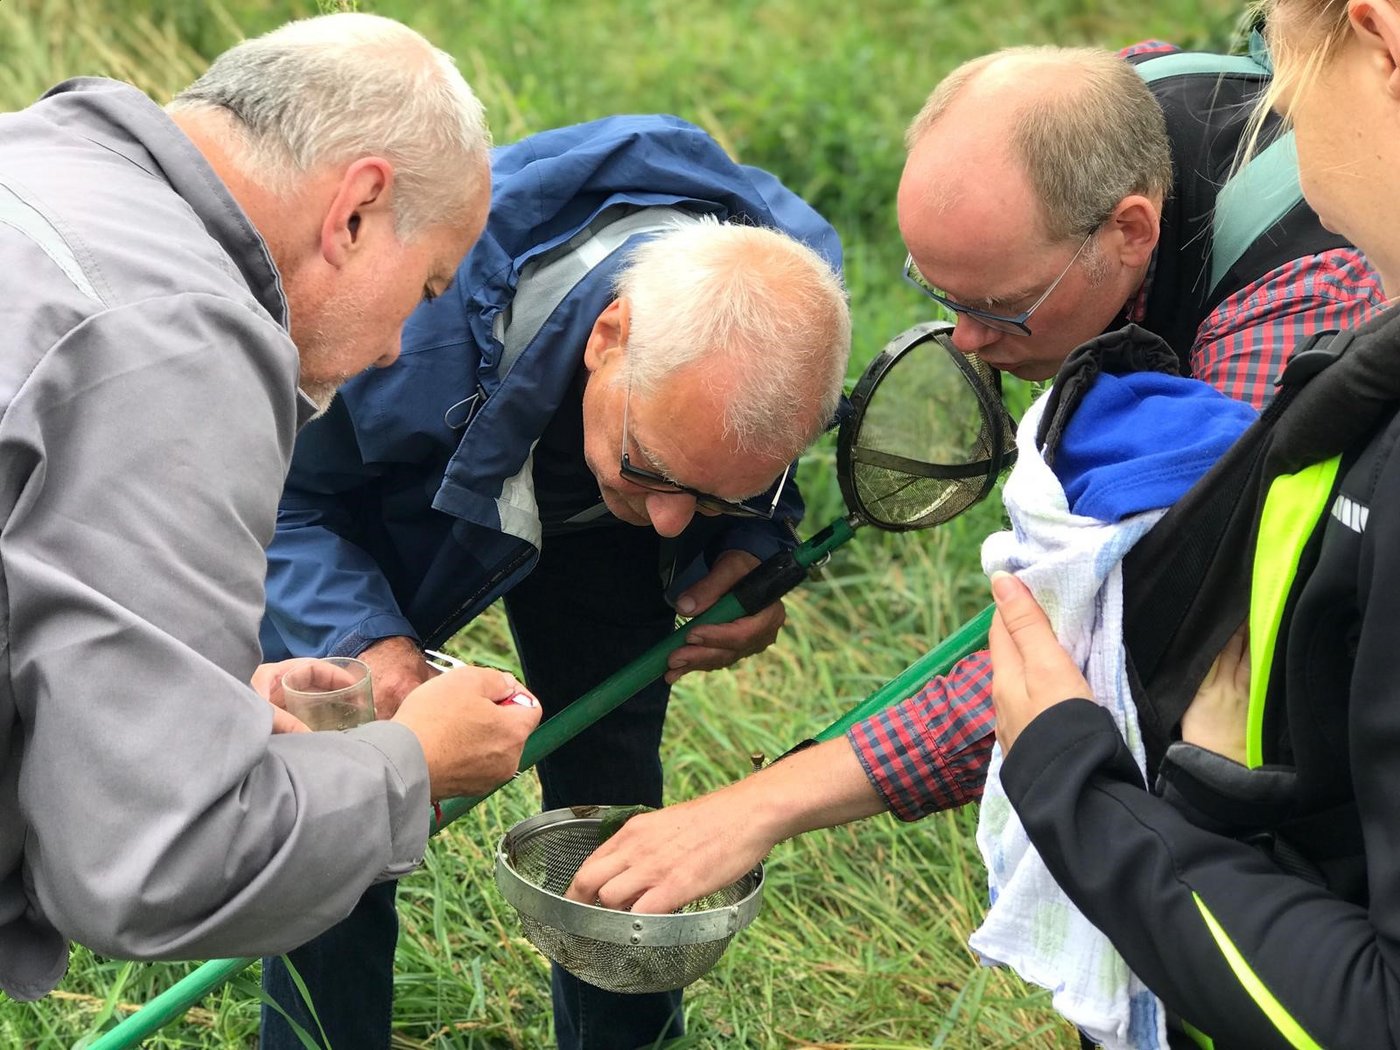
[668,550,785,684]
[565,786,777,914]
[392,666,541,800]
[1181,623,1250,764]
[359,635,437,718]
[249,658,312,734]
[565,737,885,914]
[989,571,1091,752]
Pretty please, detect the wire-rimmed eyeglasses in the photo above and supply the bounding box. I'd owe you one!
[902,229,1096,336]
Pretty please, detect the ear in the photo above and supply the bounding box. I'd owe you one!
[583,298,629,374]
[1103,193,1160,269]
[319,157,396,269]
[1349,0,1400,97]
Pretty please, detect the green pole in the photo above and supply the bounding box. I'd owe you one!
[812,604,992,742]
[84,957,253,1050]
[436,516,859,828]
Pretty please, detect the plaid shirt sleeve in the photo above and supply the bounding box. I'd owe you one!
[848,651,996,819]
[1191,248,1386,408]
[851,249,1385,822]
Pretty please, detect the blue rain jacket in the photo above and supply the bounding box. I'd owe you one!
[261,114,844,659]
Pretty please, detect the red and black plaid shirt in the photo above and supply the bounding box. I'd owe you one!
[851,46,1388,815]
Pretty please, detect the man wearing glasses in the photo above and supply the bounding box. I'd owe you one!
[257,113,850,1050]
[897,41,1381,399]
[566,42,1390,929]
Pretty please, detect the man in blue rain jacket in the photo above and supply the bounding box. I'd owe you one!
[259,114,851,1050]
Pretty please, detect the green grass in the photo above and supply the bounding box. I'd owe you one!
[0,0,1243,1045]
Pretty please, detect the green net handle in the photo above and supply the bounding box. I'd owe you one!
[811,604,992,742]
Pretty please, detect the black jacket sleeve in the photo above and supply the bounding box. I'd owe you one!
[1001,699,1400,1049]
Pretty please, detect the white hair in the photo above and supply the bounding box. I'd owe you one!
[168,12,490,237]
[614,216,851,457]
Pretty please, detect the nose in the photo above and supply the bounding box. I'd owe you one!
[949,314,1001,355]
[645,491,698,538]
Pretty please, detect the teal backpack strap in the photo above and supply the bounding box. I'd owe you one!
[1209,133,1302,297]
[1132,51,1266,81]
[1132,45,1304,299]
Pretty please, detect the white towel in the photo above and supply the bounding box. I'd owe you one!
[971,393,1169,1050]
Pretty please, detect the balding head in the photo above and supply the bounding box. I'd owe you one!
[615,216,851,459]
[896,47,1169,380]
[905,46,1171,241]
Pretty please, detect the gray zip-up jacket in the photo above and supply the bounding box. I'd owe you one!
[0,79,430,1001]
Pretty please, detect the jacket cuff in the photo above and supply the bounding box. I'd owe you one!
[331,614,422,659]
[1154,742,1300,835]
[1000,698,1139,804]
[708,519,797,565]
[346,721,432,879]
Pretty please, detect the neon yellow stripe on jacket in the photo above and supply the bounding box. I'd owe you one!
[1191,893,1322,1048]
[1180,1018,1215,1048]
[1247,457,1341,767]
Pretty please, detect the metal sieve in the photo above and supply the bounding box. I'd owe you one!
[495,807,764,994]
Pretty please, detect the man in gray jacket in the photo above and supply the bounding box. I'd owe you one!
[0,12,539,1003]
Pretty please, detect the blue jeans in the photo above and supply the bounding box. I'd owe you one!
[262,524,686,1049]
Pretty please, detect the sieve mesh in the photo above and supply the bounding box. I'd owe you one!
[497,810,762,994]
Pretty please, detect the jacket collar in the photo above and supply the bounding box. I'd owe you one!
[39,78,290,331]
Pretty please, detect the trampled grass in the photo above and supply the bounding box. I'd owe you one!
[1,0,1241,1045]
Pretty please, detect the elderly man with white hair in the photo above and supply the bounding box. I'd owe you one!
[0,11,540,1006]
[258,113,851,1050]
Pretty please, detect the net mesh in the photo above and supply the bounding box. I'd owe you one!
[503,816,760,993]
[846,337,1014,530]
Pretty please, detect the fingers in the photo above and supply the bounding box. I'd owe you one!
[439,665,536,705]
[990,571,1060,662]
[989,571,1091,751]
[566,844,629,904]
[665,603,785,683]
[271,707,311,734]
[285,662,360,692]
[675,550,761,617]
[990,572,1089,700]
[565,828,690,915]
[987,603,1023,686]
[250,657,316,706]
[1223,623,1251,694]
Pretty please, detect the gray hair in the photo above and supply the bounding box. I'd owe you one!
[168,12,490,237]
[615,216,851,457]
[907,46,1173,242]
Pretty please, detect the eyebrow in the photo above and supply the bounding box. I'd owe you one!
[629,431,678,481]
[976,284,1039,312]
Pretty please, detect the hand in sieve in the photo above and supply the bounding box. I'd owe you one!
[565,788,775,914]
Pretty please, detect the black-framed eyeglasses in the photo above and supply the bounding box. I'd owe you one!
[902,229,1096,337]
[619,384,790,520]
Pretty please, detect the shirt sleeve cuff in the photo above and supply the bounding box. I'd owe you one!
[347,720,432,879]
